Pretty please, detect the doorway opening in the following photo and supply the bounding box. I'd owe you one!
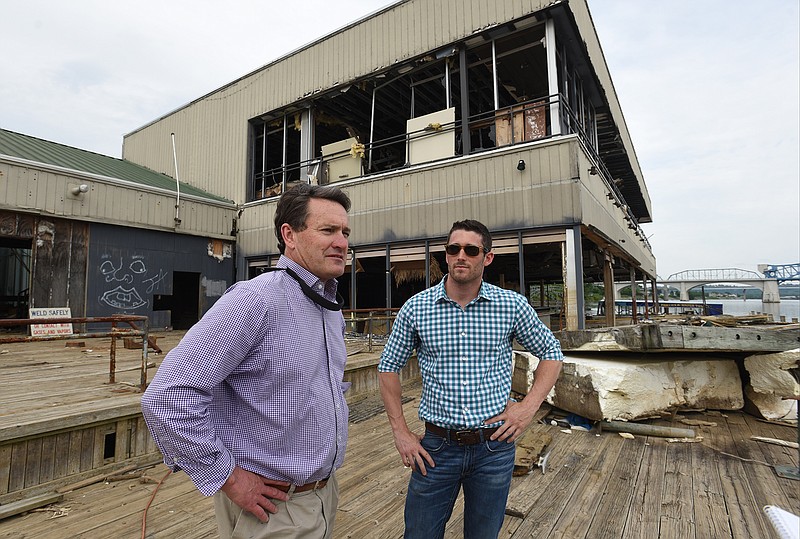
[154,271,200,330]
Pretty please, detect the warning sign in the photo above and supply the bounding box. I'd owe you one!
[29,307,74,336]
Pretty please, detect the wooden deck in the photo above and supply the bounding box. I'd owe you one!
[1,331,798,538]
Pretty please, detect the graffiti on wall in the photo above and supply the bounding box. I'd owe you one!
[98,255,169,310]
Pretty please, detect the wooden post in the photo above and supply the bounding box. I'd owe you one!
[603,253,615,327]
[630,267,638,324]
[109,320,117,384]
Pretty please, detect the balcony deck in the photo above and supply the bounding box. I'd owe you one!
[0,331,797,538]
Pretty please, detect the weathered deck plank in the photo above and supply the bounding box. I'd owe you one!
[620,435,667,538]
[660,436,696,537]
[584,432,646,538]
[692,438,733,538]
[1,330,799,538]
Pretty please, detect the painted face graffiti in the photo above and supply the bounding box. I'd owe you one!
[97,256,168,311]
[100,286,148,310]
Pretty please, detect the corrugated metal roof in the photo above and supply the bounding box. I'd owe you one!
[0,129,232,204]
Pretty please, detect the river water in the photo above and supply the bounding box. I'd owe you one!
[712,298,800,320]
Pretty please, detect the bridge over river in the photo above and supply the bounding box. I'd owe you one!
[647,264,800,319]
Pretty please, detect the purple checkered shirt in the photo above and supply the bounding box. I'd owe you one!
[141,256,349,496]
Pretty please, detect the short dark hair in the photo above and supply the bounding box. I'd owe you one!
[447,219,492,252]
[274,184,351,254]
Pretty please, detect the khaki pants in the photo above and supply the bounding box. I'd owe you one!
[214,473,339,539]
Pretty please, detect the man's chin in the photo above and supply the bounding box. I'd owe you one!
[328,261,346,278]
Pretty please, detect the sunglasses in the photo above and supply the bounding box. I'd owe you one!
[445,244,487,257]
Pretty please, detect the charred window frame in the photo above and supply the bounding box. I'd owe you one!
[250,113,302,201]
[464,20,550,152]
[557,42,598,153]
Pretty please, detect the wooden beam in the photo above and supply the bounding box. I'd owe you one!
[0,492,63,520]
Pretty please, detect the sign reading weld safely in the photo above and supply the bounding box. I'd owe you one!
[29,307,73,336]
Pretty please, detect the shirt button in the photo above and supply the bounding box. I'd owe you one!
[462,380,468,385]
[461,356,468,361]
[463,406,469,412]
[461,331,466,336]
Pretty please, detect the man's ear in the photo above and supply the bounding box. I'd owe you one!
[281,223,295,251]
[483,251,495,266]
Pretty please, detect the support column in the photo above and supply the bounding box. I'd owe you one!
[603,252,615,327]
[630,266,638,324]
[563,226,584,330]
[762,279,781,320]
[545,18,561,136]
[300,108,314,183]
[651,277,659,313]
[517,232,525,297]
[459,47,471,154]
[679,282,690,301]
[385,245,391,309]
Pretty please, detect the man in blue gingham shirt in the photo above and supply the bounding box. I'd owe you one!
[378,219,563,539]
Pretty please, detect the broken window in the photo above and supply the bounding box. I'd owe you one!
[246,14,601,202]
[251,113,302,200]
[556,44,598,150]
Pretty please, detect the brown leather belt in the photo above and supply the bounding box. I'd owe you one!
[275,478,329,494]
[425,422,499,446]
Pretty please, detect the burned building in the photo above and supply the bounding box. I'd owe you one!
[123,0,655,330]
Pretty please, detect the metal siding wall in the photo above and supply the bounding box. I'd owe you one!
[0,162,236,240]
[87,223,234,323]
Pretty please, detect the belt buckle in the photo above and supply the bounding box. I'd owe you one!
[454,429,476,445]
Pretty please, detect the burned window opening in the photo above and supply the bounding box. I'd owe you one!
[252,114,302,200]
[247,17,606,202]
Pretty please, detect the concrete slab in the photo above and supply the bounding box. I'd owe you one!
[742,348,799,420]
[513,351,744,421]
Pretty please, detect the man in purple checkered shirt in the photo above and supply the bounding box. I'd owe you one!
[142,184,352,538]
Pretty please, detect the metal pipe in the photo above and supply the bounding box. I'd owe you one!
[170,133,181,225]
[600,421,695,439]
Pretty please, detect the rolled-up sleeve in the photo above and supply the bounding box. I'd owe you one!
[514,298,564,362]
[378,305,417,372]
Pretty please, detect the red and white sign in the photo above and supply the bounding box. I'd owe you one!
[29,307,74,336]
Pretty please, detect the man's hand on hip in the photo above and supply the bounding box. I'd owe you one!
[220,466,291,523]
[485,399,537,443]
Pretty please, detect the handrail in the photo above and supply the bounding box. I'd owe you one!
[341,310,399,352]
[0,315,151,389]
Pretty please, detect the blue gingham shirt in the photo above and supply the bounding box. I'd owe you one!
[141,256,348,496]
[378,277,563,429]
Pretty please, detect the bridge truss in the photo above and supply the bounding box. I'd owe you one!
[665,268,762,282]
[760,263,800,283]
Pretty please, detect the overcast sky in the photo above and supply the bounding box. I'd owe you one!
[1,0,798,279]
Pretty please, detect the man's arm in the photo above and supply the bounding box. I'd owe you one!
[140,285,271,495]
[485,359,562,442]
[378,372,435,474]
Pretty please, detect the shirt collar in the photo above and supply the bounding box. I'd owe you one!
[277,255,339,300]
[433,275,493,305]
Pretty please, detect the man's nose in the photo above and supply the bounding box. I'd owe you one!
[332,232,348,249]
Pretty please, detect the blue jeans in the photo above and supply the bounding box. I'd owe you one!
[403,429,516,539]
